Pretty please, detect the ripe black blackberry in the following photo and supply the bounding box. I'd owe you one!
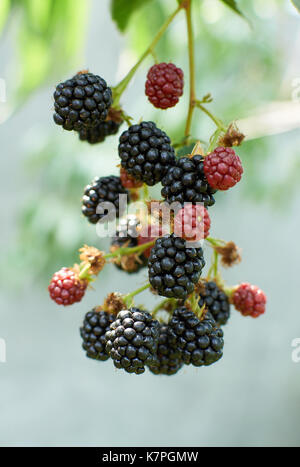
[78,119,122,144]
[105,308,160,374]
[82,176,129,224]
[53,72,112,131]
[169,307,224,367]
[161,155,217,208]
[110,215,147,274]
[149,324,183,376]
[118,121,175,186]
[148,234,205,299]
[80,308,115,361]
[198,281,230,326]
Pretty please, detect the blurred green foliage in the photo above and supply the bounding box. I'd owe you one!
[1,0,89,103]
[1,0,299,286]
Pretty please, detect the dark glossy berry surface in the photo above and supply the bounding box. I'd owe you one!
[53,72,112,131]
[169,307,224,367]
[198,281,230,326]
[118,121,175,186]
[80,309,115,361]
[161,155,217,207]
[82,176,129,224]
[149,324,183,375]
[148,234,205,299]
[106,308,160,375]
[78,119,122,144]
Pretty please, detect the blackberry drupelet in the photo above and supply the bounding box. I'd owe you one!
[53,72,112,131]
[169,307,224,367]
[149,323,183,375]
[148,234,205,299]
[198,281,230,326]
[78,119,122,144]
[110,215,147,274]
[82,176,129,224]
[118,121,175,186]
[106,308,160,374]
[161,155,217,208]
[80,308,115,361]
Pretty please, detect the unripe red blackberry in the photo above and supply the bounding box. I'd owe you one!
[173,204,211,242]
[233,283,266,318]
[120,167,143,189]
[204,147,243,191]
[53,72,112,131]
[48,267,87,306]
[145,63,184,109]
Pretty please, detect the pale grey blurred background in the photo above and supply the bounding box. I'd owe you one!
[0,0,300,447]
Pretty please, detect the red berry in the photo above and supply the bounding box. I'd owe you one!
[48,267,87,306]
[204,147,243,191]
[173,204,211,242]
[120,167,143,189]
[233,283,266,318]
[145,63,184,110]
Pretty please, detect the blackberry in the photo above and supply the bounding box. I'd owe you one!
[82,176,129,224]
[198,281,230,326]
[80,308,115,361]
[53,72,112,131]
[169,307,224,367]
[78,119,122,144]
[145,63,184,109]
[110,215,147,274]
[106,308,160,374]
[161,155,217,208]
[148,234,205,299]
[118,121,175,186]
[149,324,183,376]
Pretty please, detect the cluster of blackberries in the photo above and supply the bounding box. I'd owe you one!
[53,71,122,144]
[80,302,225,376]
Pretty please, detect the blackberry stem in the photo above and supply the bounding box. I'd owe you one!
[152,298,177,318]
[112,4,183,105]
[104,239,156,260]
[124,283,151,307]
[195,101,226,132]
[184,0,196,138]
[78,263,91,280]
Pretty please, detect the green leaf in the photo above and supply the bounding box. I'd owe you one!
[111,0,154,32]
[0,0,10,34]
[218,0,249,23]
[291,0,300,13]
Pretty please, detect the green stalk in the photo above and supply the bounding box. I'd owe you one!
[113,4,183,105]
